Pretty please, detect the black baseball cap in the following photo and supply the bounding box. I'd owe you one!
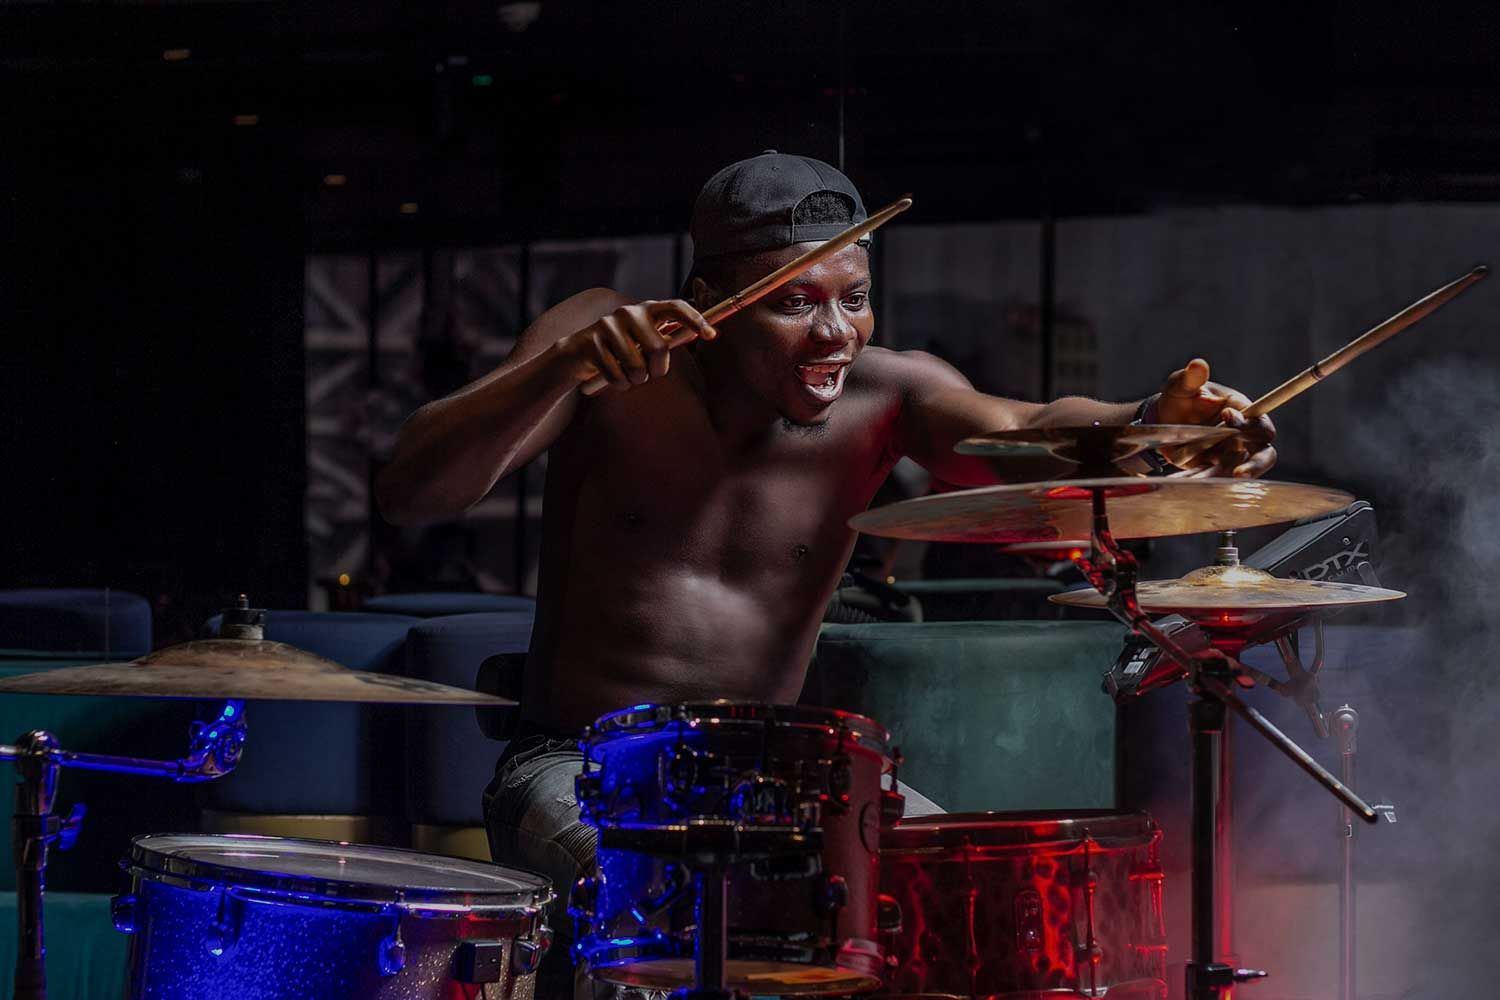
[689,150,869,259]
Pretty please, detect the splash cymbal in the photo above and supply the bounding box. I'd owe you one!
[849,478,1353,543]
[1049,562,1405,618]
[0,639,513,705]
[956,423,1237,467]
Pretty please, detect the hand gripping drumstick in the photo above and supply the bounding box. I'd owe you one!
[580,196,913,397]
[1171,264,1488,466]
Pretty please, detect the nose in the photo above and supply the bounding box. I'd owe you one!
[810,306,855,347]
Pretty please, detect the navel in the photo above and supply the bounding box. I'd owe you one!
[791,543,810,562]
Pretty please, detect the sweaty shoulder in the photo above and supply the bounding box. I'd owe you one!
[853,345,975,399]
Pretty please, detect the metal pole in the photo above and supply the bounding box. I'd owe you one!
[695,868,728,994]
[1333,705,1359,1000]
[1189,696,1224,1000]
[1217,713,1236,975]
[13,732,60,1000]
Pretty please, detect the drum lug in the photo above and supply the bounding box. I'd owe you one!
[568,875,599,924]
[1014,889,1044,953]
[203,886,242,959]
[826,755,853,814]
[511,926,554,977]
[880,788,906,826]
[109,893,137,935]
[819,873,850,913]
[377,904,406,976]
[876,892,904,934]
[575,770,603,822]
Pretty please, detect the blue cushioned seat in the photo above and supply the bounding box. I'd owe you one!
[364,592,536,617]
[200,611,419,819]
[0,588,152,657]
[404,612,534,829]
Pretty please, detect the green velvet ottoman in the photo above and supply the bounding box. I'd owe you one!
[0,892,128,999]
[0,653,200,893]
[808,621,1127,812]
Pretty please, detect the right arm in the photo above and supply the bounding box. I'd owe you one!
[375,289,715,524]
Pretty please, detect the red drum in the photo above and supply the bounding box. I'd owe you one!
[878,811,1167,999]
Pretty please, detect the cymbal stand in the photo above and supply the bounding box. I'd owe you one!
[2,700,246,1000]
[1073,488,1379,1000]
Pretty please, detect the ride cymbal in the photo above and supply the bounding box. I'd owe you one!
[0,638,513,705]
[849,478,1353,543]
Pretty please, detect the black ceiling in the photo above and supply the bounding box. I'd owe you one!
[6,0,1500,245]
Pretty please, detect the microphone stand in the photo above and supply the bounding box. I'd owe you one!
[1073,488,1380,1000]
[3,701,246,1000]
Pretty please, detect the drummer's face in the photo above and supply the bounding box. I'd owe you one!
[705,243,874,426]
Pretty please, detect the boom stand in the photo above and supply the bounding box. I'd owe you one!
[2,701,246,1000]
[1073,489,1379,1000]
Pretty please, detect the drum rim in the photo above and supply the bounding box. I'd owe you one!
[127,833,554,910]
[882,810,1158,852]
[584,701,892,756]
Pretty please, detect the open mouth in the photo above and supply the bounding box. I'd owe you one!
[794,362,849,403]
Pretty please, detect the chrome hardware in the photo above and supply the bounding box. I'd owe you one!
[568,875,599,923]
[876,893,903,933]
[203,887,241,959]
[512,926,554,975]
[1015,889,1044,952]
[820,874,850,913]
[110,893,138,935]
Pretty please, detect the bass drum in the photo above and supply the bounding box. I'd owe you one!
[573,702,903,995]
[879,811,1167,999]
[112,834,554,1000]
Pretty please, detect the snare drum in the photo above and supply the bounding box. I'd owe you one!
[112,834,554,1000]
[572,702,903,994]
[879,811,1167,999]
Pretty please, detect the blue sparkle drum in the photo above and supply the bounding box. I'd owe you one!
[112,834,554,1000]
[572,702,903,995]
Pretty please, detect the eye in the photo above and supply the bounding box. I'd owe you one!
[778,294,811,311]
[842,292,868,309]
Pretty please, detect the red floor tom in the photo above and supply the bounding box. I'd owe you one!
[879,811,1166,999]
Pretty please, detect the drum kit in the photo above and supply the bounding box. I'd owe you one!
[0,254,1484,1000]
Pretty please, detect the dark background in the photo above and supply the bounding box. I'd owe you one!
[6,0,1500,617]
[5,3,1500,996]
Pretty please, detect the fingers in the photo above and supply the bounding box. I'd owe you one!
[585,299,719,393]
[1163,358,1211,398]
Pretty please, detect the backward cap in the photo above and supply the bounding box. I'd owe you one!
[690,150,868,259]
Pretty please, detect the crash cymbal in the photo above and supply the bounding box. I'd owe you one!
[0,639,513,705]
[1049,562,1405,617]
[849,478,1353,543]
[956,424,1237,470]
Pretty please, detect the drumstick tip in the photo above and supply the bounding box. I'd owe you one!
[1473,263,1489,278]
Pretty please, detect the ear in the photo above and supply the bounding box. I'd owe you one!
[688,276,717,312]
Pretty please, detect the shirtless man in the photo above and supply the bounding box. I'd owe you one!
[376,151,1276,998]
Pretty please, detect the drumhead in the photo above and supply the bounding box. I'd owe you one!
[128,834,552,910]
[585,701,891,757]
[883,810,1157,854]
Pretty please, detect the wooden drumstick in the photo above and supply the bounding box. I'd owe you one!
[1170,264,1488,467]
[1243,263,1488,418]
[580,196,913,397]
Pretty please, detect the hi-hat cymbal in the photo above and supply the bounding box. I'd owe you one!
[1049,563,1405,618]
[957,424,1237,465]
[849,478,1353,543]
[0,639,513,705]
